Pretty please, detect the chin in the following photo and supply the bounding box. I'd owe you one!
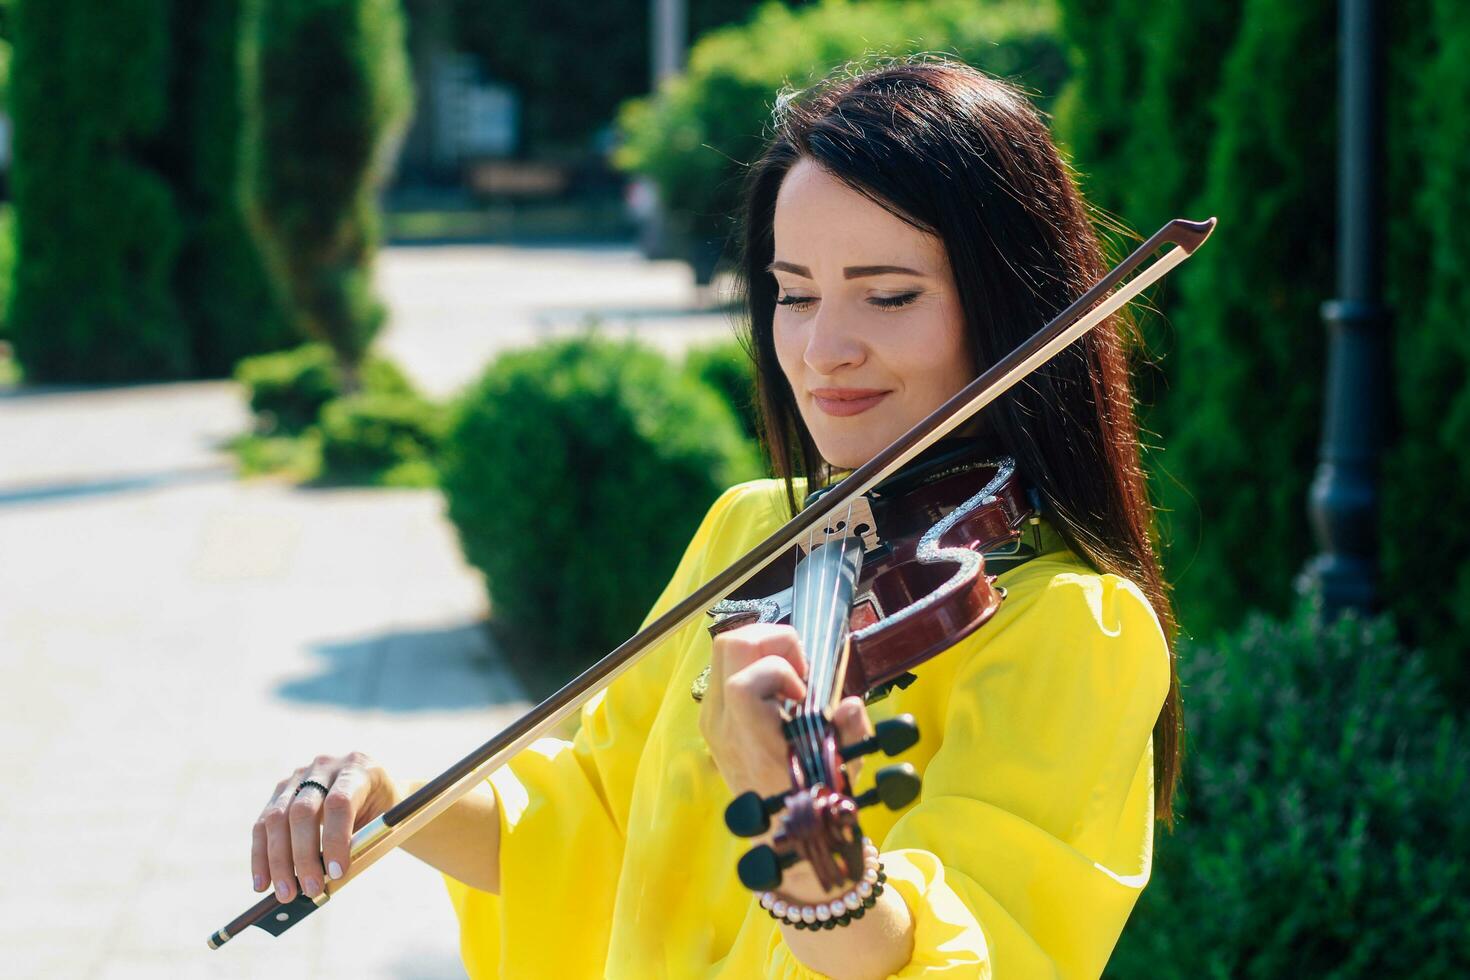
[811,432,883,472]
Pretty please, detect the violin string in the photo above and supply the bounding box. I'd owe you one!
[816,498,855,788]
[804,514,824,781]
[799,517,823,787]
[812,509,831,779]
[798,517,819,780]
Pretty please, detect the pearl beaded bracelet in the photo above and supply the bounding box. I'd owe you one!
[758,837,887,931]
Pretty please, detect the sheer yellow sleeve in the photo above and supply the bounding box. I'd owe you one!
[441,482,778,978]
[759,565,1170,979]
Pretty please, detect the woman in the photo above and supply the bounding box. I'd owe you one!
[249,59,1181,978]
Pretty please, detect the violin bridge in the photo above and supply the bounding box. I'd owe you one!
[802,495,880,556]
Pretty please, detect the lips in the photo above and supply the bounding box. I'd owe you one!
[809,387,891,418]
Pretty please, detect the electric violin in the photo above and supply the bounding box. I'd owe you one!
[706,448,1037,895]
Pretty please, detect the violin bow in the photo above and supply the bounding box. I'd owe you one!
[207,216,1215,949]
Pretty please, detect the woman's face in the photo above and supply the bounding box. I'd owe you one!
[771,158,974,470]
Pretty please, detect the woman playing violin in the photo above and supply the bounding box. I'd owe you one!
[249,58,1181,978]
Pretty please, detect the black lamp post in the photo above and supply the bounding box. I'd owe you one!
[1305,0,1392,615]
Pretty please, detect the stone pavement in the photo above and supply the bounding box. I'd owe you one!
[0,244,734,978]
[376,243,739,398]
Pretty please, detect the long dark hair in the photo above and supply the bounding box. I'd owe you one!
[731,58,1183,824]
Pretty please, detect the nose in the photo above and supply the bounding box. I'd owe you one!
[802,306,866,377]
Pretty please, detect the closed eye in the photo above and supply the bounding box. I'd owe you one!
[870,292,920,309]
[775,292,921,312]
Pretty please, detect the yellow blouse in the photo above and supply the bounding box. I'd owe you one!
[443,479,1170,978]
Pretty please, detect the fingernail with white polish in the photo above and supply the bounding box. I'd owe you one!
[275,880,290,901]
[253,873,264,891]
[328,861,343,880]
[303,877,320,897]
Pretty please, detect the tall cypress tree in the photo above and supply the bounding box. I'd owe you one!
[9,0,190,382]
[1382,0,1470,696]
[248,0,413,385]
[173,0,296,377]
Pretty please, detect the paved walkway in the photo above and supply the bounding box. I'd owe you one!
[376,243,738,397]
[0,244,735,978]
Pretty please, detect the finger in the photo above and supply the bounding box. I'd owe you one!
[263,781,296,903]
[832,696,873,746]
[289,763,335,898]
[320,764,371,882]
[833,696,875,783]
[726,656,807,710]
[251,774,291,892]
[722,660,799,771]
[250,817,269,892]
[714,623,808,684]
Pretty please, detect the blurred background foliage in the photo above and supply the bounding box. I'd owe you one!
[449,0,763,157]
[0,1,1465,972]
[615,0,1067,278]
[250,0,413,381]
[1053,0,1470,701]
[5,0,409,383]
[438,335,759,669]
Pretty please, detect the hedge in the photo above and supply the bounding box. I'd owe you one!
[1056,0,1470,697]
[1108,597,1470,977]
[685,340,759,442]
[319,389,445,485]
[440,336,760,667]
[235,342,412,435]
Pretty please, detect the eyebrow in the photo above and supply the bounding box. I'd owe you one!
[766,260,928,279]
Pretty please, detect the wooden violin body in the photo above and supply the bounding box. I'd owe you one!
[709,450,1035,700]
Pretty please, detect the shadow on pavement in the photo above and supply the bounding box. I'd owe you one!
[0,464,233,508]
[0,378,234,401]
[279,621,524,712]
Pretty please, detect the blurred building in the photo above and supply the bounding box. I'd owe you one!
[396,49,520,194]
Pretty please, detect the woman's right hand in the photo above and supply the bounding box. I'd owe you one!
[250,752,401,903]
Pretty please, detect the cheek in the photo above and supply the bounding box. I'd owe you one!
[773,321,804,387]
[897,306,972,403]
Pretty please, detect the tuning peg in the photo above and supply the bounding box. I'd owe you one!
[839,714,920,762]
[854,763,922,811]
[737,843,798,891]
[724,790,787,837]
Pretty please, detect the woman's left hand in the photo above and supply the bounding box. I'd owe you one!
[698,622,875,802]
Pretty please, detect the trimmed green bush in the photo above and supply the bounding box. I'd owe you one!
[319,390,444,485]
[249,0,413,379]
[614,0,1069,264]
[8,0,190,381]
[1109,597,1470,977]
[440,336,761,666]
[235,342,411,435]
[6,0,307,381]
[685,340,758,441]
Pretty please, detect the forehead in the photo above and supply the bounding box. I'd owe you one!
[772,158,941,270]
